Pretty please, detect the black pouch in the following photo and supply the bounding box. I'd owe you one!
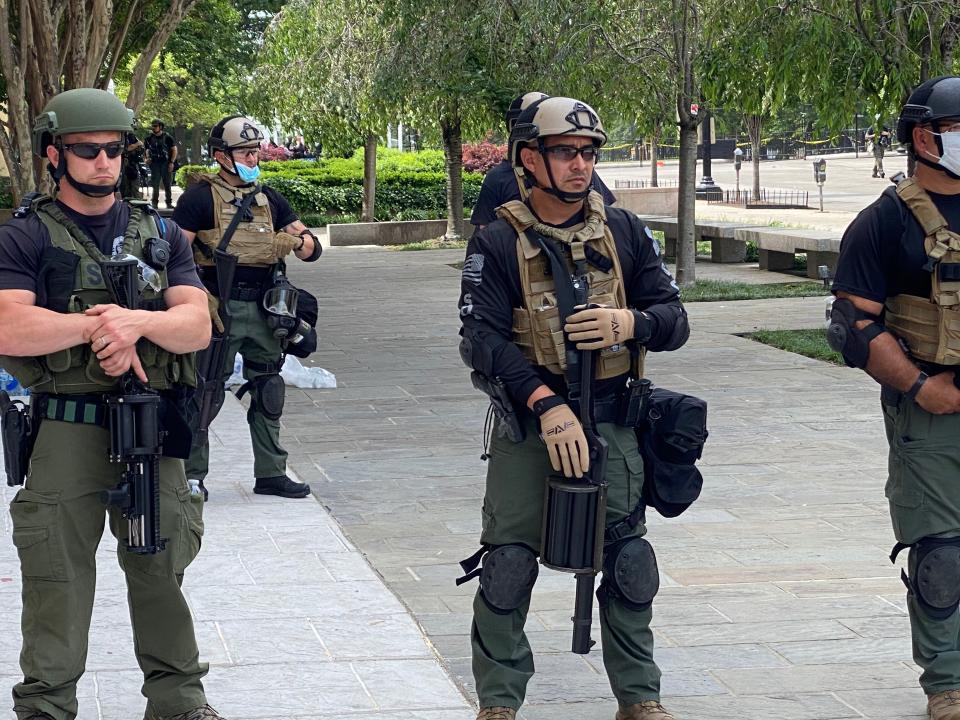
[286,286,318,358]
[160,389,195,460]
[617,378,651,427]
[637,388,708,518]
[1,390,33,486]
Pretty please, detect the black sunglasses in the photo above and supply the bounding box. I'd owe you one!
[542,145,599,162]
[62,142,125,160]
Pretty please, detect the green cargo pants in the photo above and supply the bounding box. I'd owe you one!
[9,418,207,720]
[185,297,288,481]
[883,395,960,695]
[471,416,660,710]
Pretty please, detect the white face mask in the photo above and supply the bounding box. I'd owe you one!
[936,131,960,176]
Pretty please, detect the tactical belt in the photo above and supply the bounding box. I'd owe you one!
[231,285,262,302]
[36,393,108,426]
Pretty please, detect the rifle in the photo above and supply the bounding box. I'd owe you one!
[190,189,257,446]
[535,234,609,654]
[99,255,167,554]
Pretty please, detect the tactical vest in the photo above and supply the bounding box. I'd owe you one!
[194,175,282,267]
[498,191,640,380]
[0,196,197,393]
[885,178,960,365]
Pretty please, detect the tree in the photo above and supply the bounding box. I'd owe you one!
[253,0,391,221]
[0,0,205,202]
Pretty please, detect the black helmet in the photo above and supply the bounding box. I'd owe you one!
[505,91,549,131]
[896,75,960,145]
[151,118,164,129]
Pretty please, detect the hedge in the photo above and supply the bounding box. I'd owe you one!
[176,147,482,221]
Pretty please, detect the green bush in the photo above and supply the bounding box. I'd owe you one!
[0,177,13,208]
[176,146,481,220]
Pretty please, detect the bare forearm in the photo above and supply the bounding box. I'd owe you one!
[139,305,211,353]
[864,331,923,390]
[0,304,95,356]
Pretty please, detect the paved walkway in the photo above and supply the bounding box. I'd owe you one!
[0,390,472,719]
[279,247,920,720]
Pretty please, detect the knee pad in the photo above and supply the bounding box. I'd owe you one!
[479,544,539,614]
[906,537,960,620]
[252,373,285,421]
[601,537,659,611]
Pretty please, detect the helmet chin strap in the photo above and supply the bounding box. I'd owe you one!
[217,153,240,177]
[916,153,960,180]
[534,139,591,204]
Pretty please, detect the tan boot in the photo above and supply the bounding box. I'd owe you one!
[616,700,677,720]
[476,708,516,720]
[929,691,960,720]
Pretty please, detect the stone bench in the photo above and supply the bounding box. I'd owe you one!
[733,227,842,279]
[635,216,764,263]
[328,219,475,247]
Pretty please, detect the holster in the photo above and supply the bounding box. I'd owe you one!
[470,371,525,443]
[0,390,35,487]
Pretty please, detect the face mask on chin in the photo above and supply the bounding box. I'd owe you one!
[224,154,260,183]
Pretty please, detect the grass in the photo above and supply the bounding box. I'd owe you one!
[745,328,844,365]
[681,279,830,302]
[387,237,469,251]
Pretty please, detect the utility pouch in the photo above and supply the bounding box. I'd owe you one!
[0,390,34,487]
[470,371,525,443]
[617,377,652,427]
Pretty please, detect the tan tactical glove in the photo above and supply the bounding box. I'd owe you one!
[206,291,224,333]
[564,306,635,350]
[274,231,299,258]
[538,402,590,478]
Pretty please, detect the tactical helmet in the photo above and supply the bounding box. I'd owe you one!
[151,118,164,128]
[509,97,607,169]
[505,91,550,131]
[896,75,960,145]
[209,115,265,155]
[32,88,134,157]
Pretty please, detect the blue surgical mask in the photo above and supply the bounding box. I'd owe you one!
[235,161,261,183]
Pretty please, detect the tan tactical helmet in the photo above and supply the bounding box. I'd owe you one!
[509,97,607,169]
[208,115,265,155]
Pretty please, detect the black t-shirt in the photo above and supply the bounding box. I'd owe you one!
[459,205,686,404]
[144,132,175,163]
[470,160,617,226]
[172,181,298,235]
[124,132,144,179]
[0,200,203,294]
[832,186,960,303]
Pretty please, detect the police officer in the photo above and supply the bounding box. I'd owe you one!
[469,92,617,229]
[120,130,145,199]
[865,121,892,178]
[458,97,689,720]
[173,115,321,499]
[830,75,960,720]
[144,118,177,208]
[0,89,222,720]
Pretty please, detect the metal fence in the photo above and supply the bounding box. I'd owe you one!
[613,179,680,189]
[707,188,809,209]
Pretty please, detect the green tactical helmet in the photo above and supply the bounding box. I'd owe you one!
[33,88,134,157]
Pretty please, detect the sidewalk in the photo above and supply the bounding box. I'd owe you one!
[280,247,920,720]
[0,392,472,720]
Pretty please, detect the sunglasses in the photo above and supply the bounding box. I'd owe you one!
[542,145,599,162]
[62,142,125,160]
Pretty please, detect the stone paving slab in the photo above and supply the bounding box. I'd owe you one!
[276,246,922,719]
[0,389,471,719]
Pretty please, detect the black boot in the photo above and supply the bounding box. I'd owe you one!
[254,475,311,498]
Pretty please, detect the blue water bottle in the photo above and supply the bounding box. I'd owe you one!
[0,368,27,396]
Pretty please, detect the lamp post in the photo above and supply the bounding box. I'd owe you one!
[695,109,722,199]
[854,113,861,158]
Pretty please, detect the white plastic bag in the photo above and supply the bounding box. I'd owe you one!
[281,356,337,388]
[225,353,244,387]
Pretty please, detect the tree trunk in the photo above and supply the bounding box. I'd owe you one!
[126,0,200,111]
[361,132,377,222]
[441,114,464,241]
[649,123,660,188]
[746,114,762,198]
[675,121,698,286]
